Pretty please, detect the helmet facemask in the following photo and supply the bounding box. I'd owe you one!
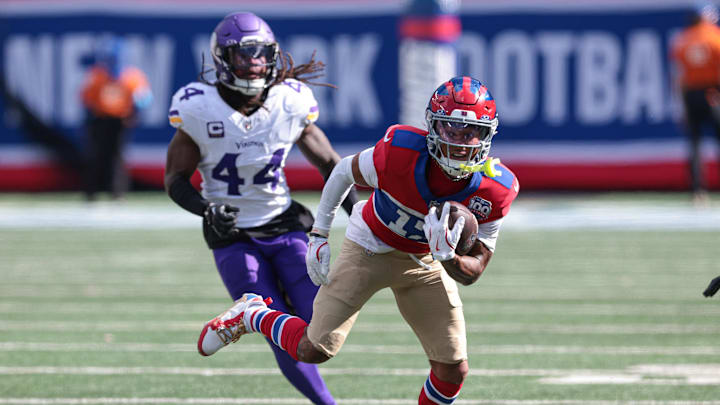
[426,109,497,180]
[211,34,279,96]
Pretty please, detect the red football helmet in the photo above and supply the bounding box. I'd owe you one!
[425,76,498,180]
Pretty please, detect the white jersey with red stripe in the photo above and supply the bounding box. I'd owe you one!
[168,79,319,228]
[347,125,519,255]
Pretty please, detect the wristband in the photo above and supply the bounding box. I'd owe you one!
[168,175,208,216]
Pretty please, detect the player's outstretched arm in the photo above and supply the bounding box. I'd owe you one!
[296,123,358,215]
[440,242,493,286]
[305,151,371,286]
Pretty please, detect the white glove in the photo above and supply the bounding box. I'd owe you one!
[306,233,331,286]
[423,203,465,262]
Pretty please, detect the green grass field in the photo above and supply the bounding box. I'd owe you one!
[0,192,719,404]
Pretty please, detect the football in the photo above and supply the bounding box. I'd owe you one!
[436,201,479,255]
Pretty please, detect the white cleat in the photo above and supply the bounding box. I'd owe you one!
[197,293,272,356]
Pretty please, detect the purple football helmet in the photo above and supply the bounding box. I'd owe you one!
[210,12,279,95]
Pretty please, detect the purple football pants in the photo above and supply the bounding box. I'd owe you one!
[212,231,335,405]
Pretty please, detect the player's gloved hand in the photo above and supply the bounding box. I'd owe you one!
[423,203,465,262]
[703,276,720,297]
[306,232,331,286]
[204,203,239,238]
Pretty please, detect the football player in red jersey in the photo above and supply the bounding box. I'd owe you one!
[197,76,519,404]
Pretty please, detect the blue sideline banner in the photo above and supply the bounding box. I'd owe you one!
[0,0,713,190]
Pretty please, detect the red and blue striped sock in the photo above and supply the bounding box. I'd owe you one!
[247,308,307,361]
[418,370,462,404]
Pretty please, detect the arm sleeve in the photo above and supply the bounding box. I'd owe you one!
[340,186,359,216]
[336,146,376,215]
[167,175,209,217]
[476,217,504,252]
[312,155,356,234]
[357,146,378,188]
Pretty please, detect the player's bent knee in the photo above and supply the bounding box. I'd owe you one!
[430,359,469,385]
[297,335,331,364]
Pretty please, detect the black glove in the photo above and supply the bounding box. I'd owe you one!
[204,203,239,238]
[703,276,720,298]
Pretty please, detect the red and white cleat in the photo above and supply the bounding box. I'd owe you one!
[197,293,272,356]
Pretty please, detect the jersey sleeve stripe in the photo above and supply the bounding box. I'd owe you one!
[483,163,515,189]
[306,105,319,122]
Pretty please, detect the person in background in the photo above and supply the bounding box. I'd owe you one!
[165,12,358,405]
[671,2,720,205]
[81,36,152,201]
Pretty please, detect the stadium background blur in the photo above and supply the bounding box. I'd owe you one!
[2,0,720,193]
[1,0,720,404]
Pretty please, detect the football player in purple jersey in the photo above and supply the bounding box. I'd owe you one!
[165,12,357,405]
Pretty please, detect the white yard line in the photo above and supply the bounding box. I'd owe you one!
[2,301,719,316]
[0,364,718,386]
[2,301,718,316]
[0,342,719,356]
[0,365,715,377]
[0,285,712,300]
[0,320,718,334]
[3,399,720,405]
[2,400,720,405]
[1,200,720,230]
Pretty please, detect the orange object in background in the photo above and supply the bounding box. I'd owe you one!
[671,20,720,90]
[81,66,149,119]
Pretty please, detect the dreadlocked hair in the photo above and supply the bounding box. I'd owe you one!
[197,50,336,113]
[274,50,337,89]
[197,53,214,86]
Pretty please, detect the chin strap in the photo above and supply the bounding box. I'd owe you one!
[459,157,502,178]
[234,78,266,95]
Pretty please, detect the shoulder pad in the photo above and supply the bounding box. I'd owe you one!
[168,82,214,129]
[275,80,319,124]
[383,125,427,151]
[483,162,517,191]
